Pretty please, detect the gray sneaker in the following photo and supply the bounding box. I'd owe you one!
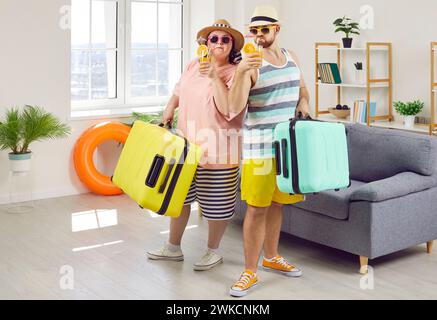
[193,249,223,271]
[146,243,184,261]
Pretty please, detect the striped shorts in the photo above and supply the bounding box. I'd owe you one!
[184,166,240,220]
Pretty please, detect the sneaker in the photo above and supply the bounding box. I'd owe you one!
[146,243,184,261]
[262,255,302,277]
[229,270,258,297]
[193,249,223,271]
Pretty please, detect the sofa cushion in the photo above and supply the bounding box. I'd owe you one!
[350,171,437,202]
[345,124,437,182]
[291,180,366,220]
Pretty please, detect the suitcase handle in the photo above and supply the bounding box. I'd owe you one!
[159,122,173,129]
[281,139,289,178]
[145,155,165,188]
[274,141,281,175]
[296,111,313,120]
[158,158,176,193]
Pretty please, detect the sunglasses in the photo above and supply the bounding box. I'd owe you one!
[208,35,233,44]
[249,25,275,36]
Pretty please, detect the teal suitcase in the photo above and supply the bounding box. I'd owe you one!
[273,115,350,194]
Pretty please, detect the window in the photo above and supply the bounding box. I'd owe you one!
[71,0,186,112]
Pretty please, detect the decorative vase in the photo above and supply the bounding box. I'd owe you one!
[342,37,353,48]
[404,115,416,128]
[355,69,365,84]
[9,152,32,176]
[7,152,34,213]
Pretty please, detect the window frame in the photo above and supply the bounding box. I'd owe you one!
[71,0,189,113]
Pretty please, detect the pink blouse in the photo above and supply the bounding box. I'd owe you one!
[173,59,244,169]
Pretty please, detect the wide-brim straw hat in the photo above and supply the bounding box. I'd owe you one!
[247,5,281,28]
[197,19,244,52]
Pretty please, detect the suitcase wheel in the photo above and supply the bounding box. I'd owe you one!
[139,205,143,209]
[110,175,113,182]
[335,189,340,192]
[313,192,319,195]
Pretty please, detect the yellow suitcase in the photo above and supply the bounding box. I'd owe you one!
[112,121,202,217]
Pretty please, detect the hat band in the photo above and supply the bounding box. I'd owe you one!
[251,16,278,23]
[212,23,231,28]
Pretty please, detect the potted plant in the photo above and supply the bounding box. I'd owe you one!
[0,105,70,175]
[354,62,364,84]
[333,16,360,48]
[130,109,178,128]
[393,100,424,128]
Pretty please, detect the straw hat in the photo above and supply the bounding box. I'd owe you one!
[197,19,244,52]
[248,5,281,28]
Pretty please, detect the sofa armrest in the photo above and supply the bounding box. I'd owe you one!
[350,172,437,202]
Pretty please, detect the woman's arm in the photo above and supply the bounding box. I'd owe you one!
[199,60,231,117]
[162,94,179,125]
[211,73,231,117]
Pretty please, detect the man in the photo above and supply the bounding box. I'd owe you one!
[228,5,310,297]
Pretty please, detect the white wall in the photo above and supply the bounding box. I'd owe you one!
[279,0,437,120]
[1,0,436,205]
[0,0,125,204]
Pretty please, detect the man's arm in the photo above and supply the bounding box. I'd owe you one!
[288,50,310,117]
[228,54,261,114]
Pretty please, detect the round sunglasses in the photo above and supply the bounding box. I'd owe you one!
[208,35,233,44]
[249,25,275,36]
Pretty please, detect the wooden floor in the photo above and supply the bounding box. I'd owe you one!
[0,193,436,300]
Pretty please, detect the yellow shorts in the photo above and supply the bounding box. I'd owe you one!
[240,158,305,207]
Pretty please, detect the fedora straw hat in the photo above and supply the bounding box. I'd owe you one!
[197,19,244,52]
[248,5,281,28]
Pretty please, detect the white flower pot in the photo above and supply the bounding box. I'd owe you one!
[9,152,32,176]
[404,116,416,128]
[7,152,34,213]
[355,70,365,85]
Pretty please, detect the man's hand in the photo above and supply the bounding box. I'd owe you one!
[239,53,262,73]
[296,98,310,118]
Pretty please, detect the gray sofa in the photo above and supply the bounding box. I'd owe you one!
[234,123,437,273]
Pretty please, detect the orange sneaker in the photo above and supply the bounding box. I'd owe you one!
[262,255,303,277]
[229,269,258,297]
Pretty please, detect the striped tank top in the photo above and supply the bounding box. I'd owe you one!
[243,48,301,159]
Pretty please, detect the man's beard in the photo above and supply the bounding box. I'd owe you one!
[258,37,275,49]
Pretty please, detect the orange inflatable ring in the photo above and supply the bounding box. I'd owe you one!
[74,121,131,196]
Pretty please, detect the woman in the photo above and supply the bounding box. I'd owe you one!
[147,19,245,271]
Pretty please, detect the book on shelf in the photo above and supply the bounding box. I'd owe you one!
[317,63,342,84]
[352,100,376,124]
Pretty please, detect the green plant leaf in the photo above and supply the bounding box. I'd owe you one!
[333,18,343,25]
[335,27,349,33]
[20,105,70,153]
[394,100,424,116]
[0,107,22,153]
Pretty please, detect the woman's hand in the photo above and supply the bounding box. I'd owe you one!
[199,60,217,79]
[162,105,175,126]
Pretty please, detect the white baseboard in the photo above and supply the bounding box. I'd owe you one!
[0,186,87,205]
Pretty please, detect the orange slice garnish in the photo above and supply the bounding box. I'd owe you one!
[197,44,208,58]
[243,43,257,55]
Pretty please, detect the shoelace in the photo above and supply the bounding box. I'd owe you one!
[234,272,253,289]
[202,251,214,261]
[274,256,294,270]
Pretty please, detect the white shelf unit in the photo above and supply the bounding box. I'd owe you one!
[317,82,389,88]
[431,42,437,135]
[315,42,394,126]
